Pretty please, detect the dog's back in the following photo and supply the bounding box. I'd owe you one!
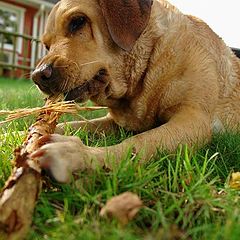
[186,15,240,130]
[155,3,240,131]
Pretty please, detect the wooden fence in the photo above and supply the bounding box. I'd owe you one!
[0,29,43,78]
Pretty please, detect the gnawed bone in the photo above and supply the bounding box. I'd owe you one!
[0,97,62,240]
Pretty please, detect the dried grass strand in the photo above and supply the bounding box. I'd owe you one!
[0,102,107,125]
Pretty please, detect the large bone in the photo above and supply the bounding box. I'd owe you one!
[0,99,61,240]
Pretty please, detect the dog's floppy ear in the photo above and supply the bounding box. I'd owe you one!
[99,0,153,51]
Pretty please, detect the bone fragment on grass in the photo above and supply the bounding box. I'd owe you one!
[100,192,143,225]
[229,172,240,190]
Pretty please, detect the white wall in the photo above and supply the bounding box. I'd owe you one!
[168,0,240,48]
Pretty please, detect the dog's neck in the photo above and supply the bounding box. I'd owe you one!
[122,0,181,98]
[105,0,187,131]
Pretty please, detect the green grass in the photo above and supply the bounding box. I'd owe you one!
[0,77,240,240]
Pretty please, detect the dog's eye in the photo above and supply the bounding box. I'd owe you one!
[69,16,87,33]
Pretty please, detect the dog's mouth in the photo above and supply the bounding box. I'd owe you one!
[64,79,92,102]
[64,69,110,103]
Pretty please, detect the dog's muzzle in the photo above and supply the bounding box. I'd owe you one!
[32,64,109,103]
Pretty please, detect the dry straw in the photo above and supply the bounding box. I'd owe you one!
[0,101,107,125]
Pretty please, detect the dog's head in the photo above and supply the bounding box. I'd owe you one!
[32,0,153,105]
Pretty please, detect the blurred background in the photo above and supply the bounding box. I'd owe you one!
[0,0,58,79]
[169,0,240,48]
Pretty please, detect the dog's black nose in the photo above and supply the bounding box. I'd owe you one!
[32,64,53,85]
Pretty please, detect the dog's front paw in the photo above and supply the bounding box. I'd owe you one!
[30,134,91,183]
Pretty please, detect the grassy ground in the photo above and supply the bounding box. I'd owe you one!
[0,77,240,240]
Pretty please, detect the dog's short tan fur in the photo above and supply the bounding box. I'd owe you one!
[31,0,240,182]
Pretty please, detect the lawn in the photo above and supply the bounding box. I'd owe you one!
[0,77,240,240]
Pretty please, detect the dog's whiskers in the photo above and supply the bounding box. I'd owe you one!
[79,60,100,67]
[43,60,100,73]
[34,60,102,95]
[60,78,69,93]
[71,61,80,71]
[69,60,100,72]
[58,60,101,93]
[53,65,69,68]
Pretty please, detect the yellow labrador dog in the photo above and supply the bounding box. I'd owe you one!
[31,0,240,182]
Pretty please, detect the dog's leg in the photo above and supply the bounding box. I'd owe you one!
[31,105,211,183]
[55,113,118,135]
[112,106,212,160]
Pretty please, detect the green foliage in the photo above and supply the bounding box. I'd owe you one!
[0,78,239,240]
